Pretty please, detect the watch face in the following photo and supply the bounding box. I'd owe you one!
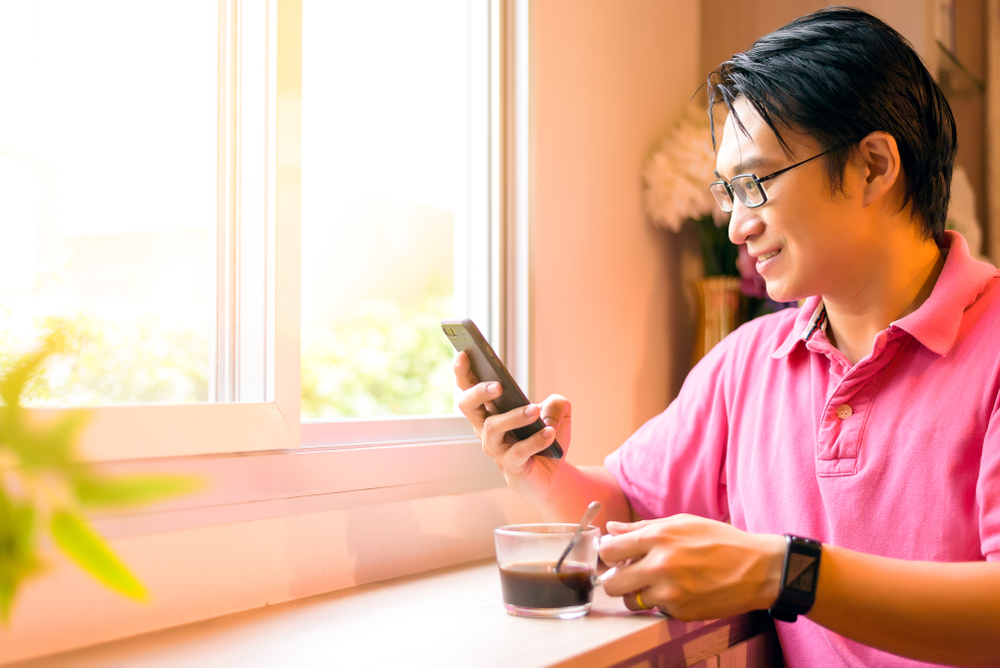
[785,552,818,592]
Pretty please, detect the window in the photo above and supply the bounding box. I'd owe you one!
[2,0,525,478]
[0,1,217,406]
[299,0,494,446]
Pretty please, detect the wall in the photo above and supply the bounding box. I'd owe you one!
[529,0,703,466]
[700,0,935,72]
[948,0,988,249]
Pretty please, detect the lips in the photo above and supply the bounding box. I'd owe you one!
[753,248,781,273]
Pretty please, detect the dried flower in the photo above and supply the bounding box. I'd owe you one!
[642,102,718,233]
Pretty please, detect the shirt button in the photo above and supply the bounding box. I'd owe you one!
[836,404,853,420]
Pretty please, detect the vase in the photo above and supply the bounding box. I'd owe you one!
[691,276,743,365]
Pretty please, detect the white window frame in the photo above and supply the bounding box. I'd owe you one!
[26,0,531,528]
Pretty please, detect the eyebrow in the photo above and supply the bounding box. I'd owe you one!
[715,155,770,180]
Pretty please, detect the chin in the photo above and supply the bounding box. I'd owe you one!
[763,284,788,303]
[763,281,803,305]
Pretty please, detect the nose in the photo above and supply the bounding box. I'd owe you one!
[728,200,764,246]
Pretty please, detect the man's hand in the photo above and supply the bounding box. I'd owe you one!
[453,351,573,506]
[598,514,785,620]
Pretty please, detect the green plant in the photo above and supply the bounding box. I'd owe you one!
[0,313,209,406]
[301,296,455,420]
[691,213,740,279]
[0,327,202,624]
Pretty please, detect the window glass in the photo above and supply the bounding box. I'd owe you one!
[301,0,480,420]
[0,1,216,405]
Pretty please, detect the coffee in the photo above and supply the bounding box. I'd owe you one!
[499,561,594,609]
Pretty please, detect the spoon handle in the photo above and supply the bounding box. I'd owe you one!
[554,501,601,572]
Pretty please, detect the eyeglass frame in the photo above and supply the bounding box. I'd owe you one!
[709,141,854,213]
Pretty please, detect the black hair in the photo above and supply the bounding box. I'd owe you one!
[707,7,957,245]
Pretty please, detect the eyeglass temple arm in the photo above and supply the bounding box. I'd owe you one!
[755,150,828,184]
[757,141,854,184]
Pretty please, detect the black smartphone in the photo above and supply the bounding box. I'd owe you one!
[442,319,564,459]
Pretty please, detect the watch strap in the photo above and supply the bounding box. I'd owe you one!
[768,535,821,623]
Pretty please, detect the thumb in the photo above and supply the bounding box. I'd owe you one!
[540,394,572,447]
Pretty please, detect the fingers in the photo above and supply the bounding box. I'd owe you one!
[601,564,664,614]
[456,377,503,432]
[483,404,556,461]
[454,351,563,476]
[484,402,541,437]
[539,394,571,426]
[600,556,653,598]
[453,351,478,390]
[627,590,672,617]
[626,589,652,612]
[503,425,557,462]
[539,394,572,450]
[601,559,675,618]
[599,525,652,566]
[601,517,771,621]
[457,378,501,414]
[599,527,661,600]
[454,352,501,421]
[606,519,648,536]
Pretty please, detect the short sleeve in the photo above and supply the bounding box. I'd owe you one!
[604,336,733,522]
[978,399,1000,561]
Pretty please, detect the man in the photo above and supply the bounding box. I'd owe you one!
[455,8,1000,666]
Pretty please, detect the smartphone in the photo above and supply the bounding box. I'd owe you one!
[442,319,564,459]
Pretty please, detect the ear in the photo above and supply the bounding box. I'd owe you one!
[856,131,901,207]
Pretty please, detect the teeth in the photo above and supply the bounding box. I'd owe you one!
[759,250,780,261]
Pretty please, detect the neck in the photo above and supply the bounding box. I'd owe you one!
[823,232,945,366]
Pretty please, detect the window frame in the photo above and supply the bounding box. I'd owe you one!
[25,0,530,521]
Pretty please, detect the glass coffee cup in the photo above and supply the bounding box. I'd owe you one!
[494,523,600,619]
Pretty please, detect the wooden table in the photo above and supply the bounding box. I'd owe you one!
[7,559,782,668]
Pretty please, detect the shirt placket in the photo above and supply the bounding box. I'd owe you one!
[807,330,902,476]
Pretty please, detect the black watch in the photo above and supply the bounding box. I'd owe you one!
[768,535,822,623]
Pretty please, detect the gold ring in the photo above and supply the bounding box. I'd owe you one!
[635,590,650,611]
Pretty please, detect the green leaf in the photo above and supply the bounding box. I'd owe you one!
[0,493,40,625]
[41,410,90,462]
[0,328,67,408]
[0,580,14,627]
[73,472,204,509]
[5,410,90,470]
[0,352,47,408]
[49,510,146,601]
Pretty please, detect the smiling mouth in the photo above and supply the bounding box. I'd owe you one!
[757,249,781,262]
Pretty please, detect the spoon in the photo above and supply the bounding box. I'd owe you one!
[554,501,601,572]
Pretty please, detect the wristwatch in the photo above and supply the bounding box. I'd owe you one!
[768,535,822,622]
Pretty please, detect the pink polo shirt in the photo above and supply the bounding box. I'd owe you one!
[605,232,1000,667]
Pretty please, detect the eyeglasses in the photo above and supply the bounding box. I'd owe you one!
[709,144,847,213]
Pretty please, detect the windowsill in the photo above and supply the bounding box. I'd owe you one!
[89,438,503,540]
[6,559,780,668]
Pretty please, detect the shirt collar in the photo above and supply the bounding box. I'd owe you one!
[770,231,998,359]
[892,231,998,355]
[772,296,825,359]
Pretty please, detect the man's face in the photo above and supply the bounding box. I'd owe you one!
[716,98,873,304]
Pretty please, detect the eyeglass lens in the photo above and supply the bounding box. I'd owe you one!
[710,182,734,212]
[732,176,766,208]
[710,175,767,213]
